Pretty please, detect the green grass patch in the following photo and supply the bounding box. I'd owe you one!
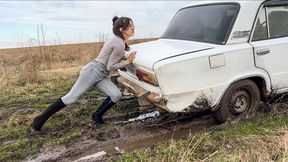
[212,114,288,140]
[33,86,50,94]
[50,128,84,145]
[0,126,27,140]
[0,138,45,162]
[0,77,106,161]
[0,79,75,107]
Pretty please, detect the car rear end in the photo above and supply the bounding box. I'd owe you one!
[117,1,251,112]
[117,56,166,110]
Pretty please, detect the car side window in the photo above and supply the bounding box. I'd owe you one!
[252,7,268,41]
[267,6,288,39]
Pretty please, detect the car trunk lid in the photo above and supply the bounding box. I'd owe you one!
[130,38,216,70]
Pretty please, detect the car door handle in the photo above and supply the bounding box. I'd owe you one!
[256,49,270,55]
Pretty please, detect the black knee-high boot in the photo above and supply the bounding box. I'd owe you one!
[31,98,66,131]
[92,97,115,124]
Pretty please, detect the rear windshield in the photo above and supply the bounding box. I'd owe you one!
[161,4,239,44]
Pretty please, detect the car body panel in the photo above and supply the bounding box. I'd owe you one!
[118,0,287,112]
[130,39,216,70]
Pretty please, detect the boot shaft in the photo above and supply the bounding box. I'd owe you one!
[92,97,115,124]
[32,98,66,130]
[94,96,115,115]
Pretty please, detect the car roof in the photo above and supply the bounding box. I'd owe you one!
[182,0,266,9]
[182,0,288,9]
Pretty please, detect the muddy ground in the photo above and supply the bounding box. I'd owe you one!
[25,119,215,162]
[22,97,283,162]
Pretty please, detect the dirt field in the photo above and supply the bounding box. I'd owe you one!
[1,38,288,162]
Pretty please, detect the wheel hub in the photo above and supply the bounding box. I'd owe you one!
[234,97,247,113]
[231,90,251,114]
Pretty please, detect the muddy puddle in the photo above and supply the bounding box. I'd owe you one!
[24,110,219,162]
[73,113,216,162]
[70,117,216,162]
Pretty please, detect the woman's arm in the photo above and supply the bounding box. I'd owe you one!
[107,46,136,71]
[106,44,127,71]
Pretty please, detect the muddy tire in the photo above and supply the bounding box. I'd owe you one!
[214,79,260,123]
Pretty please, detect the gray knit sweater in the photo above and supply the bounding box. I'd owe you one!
[94,35,127,71]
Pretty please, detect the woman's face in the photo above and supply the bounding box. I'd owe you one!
[123,21,135,38]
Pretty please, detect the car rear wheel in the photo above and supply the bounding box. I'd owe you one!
[214,79,260,123]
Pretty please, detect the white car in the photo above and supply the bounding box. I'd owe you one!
[117,0,288,123]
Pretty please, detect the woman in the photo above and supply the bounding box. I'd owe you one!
[30,16,136,135]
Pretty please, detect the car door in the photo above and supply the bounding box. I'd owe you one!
[250,3,288,91]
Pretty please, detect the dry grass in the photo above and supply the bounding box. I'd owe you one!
[201,129,288,162]
[0,42,101,87]
[0,38,157,88]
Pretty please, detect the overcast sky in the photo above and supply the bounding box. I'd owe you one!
[0,1,196,49]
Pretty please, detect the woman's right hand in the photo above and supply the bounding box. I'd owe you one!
[125,51,137,64]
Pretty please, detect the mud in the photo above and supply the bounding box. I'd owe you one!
[24,100,287,162]
[95,128,121,141]
[24,109,217,162]
[186,97,212,112]
[69,117,216,162]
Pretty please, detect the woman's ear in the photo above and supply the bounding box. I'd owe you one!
[120,28,123,32]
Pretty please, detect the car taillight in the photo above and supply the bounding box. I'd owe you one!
[136,69,158,86]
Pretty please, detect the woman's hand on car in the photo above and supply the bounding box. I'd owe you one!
[125,51,137,64]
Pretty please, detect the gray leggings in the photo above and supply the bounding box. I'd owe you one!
[61,61,122,105]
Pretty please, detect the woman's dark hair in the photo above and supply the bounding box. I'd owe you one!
[112,16,133,51]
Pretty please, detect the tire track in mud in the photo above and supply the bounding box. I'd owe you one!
[25,109,220,162]
[68,111,218,162]
[23,95,288,162]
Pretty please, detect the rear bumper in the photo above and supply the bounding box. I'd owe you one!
[116,76,168,111]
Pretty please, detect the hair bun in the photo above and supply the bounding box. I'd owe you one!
[112,16,119,25]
